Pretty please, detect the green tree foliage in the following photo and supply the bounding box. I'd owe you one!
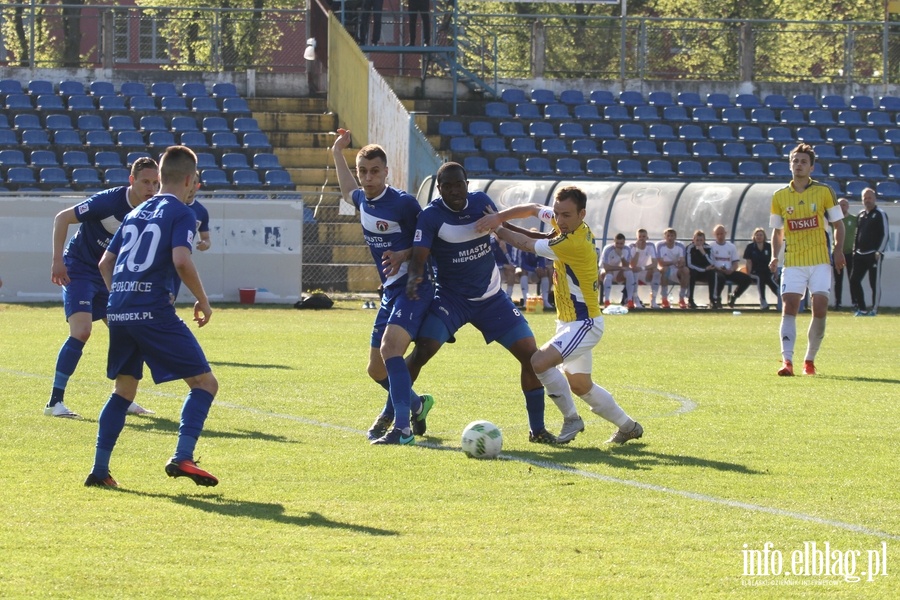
[0,0,63,67]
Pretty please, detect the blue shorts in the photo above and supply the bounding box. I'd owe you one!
[420,288,532,345]
[63,276,108,321]
[107,320,210,384]
[370,279,435,347]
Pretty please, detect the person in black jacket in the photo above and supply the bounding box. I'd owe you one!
[850,188,890,316]
[686,230,718,309]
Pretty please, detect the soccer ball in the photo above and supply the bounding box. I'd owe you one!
[461,420,503,459]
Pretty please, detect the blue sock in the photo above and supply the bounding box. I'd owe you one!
[91,393,131,478]
[410,391,422,415]
[375,378,394,418]
[174,388,215,462]
[385,356,412,430]
[50,337,85,406]
[524,387,546,433]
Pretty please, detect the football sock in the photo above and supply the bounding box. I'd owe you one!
[520,275,529,301]
[661,284,669,298]
[540,276,551,305]
[385,356,412,430]
[579,384,631,429]
[49,337,85,406]
[174,388,215,462]
[780,314,797,362]
[411,392,423,415]
[523,387,546,432]
[535,367,577,419]
[92,393,131,478]
[506,283,514,297]
[375,378,394,418]
[603,275,612,301]
[805,316,826,361]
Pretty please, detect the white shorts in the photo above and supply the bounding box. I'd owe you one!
[634,269,658,285]
[781,264,832,296]
[545,317,604,375]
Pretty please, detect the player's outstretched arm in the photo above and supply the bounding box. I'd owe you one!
[173,246,212,327]
[494,226,537,254]
[51,208,79,286]
[382,247,412,277]
[405,247,431,300]
[474,203,541,233]
[331,128,359,203]
[98,250,116,291]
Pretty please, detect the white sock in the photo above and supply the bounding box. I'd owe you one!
[536,367,577,419]
[520,275,529,301]
[506,283,514,297]
[579,384,632,429]
[805,317,826,361]
[780,314,797,362]
[540,276,551,305]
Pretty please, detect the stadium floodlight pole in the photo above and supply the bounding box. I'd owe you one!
[620,0,627,87]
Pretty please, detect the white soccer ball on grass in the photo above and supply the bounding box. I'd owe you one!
[460,420,503,459]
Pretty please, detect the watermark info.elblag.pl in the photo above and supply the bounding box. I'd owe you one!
[741,541,889,585]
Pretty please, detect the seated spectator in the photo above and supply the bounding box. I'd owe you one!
[600,233,635,308]
[743,227,780,310]
[535,254,555,311]
[517,245,539,304]
[629,228,660,308]
[491,236,519,302]
[685,230,717,309]
[710,224,753,308]
[655,227,689,309]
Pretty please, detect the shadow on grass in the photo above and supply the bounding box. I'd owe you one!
[817,375,900,385]
[116,489,397,536]
[209,360,294,370]
[125,416,299,444]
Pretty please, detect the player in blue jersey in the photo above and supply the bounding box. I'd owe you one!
[332,129,435,445]
[84,146,220,488]
[47,157,159,419]
[171,172,211,301]
[405,162,559,444]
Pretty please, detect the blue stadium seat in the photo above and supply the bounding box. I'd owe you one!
[827,162,855,180]
[147,131,176,149]
[850,95,875,111]
[13,114,41,130]
[555,158,583,176]
[677,124,705,142]
[750,108,777,125]
[662,105,689,124]
[243,132,273,153]
[648,124,676,141]
[22,130,51,149]
[691,107,718,125]
[116,131,146,151]
[45,114,74,131]
[151,82,178,98]
[498,121,525,137]
[501,88,527,104]
[0,79,24,96]
[878,95,900,112]
[737,161,765,178]
[160,96,188,112]
[128,96,157,112]
[691,142,719,160]
[89,81,116,97]
[779,109,806,126]
[29,150,59,168]
[589,90,615,106]
[480,137,506,153]
[200,168,229,189]
[808,109,835,127]
[766,126,793,144]
[751,143,780,160]
[485,102,511,118]
[140,115,168,133]
[585,158,614,177]
[837,110,863,127]
[181,82,208,98]
[449,136,477,153]
[845,180,869,197]
[876,180,900,200]
[66,94,95,112]
[572,104,601,121]
[58,80,85,97]
[763,94,790,109]
[870,145,897,162]
[514,103,541,119]
[252,153,282,171]
[126,151,152,166]
[840,144,869,163]
[202,117,229,133]
[558,122,586,139]
[708,161,736,178]
[707,125,735,142]
[734,94,761,109]
[813,144,839,162]
[543,103,570,120]
[525,157,553,176]
[71,167,102,189]
[618,90,644,107]
[40,167,69,188]
[858,163,886,182]
[494,157,523,175]
[821,180,843,196]
[7,167,37,189]
[212,82,239,98]
[0,114,8,128]
[232,169,262,189]
[233,117,262,133]
[889,164,900,180]
[571,139,600,156]
[191,97,219,114]
[603,105,630,122]
[439,120,465,137]
[211,132,240,152]
[616,159,644,176]
[706,93,731,109]
[768,162,791,178]
[825,127,852,144]
[720,107,748,124]
[737,125,765,143]
[104,168,131,187]
[170,116,200,133]
[677,160,704,177]
[588,123,615,139]
[632,106,660,122]
[510,137,539,154]
[722,142,750,161]
[121,81,147,97]
[94,151,123,169]
[541,138,568,156]
[792,94,818,111]
[854,128,882,144]
[62,151,92,170]
[631,140,659,158]
[530,89,556,105]
[468,121,494,137]
[195,152,218,170]
[559,90,585,106]
[647,159,675,177]
[865,111,892,127]
[601,140,629,158]
[527,121,555,139]
[463,156,490,176]
[0,149,27,167]
[676,92,703,109]
[98,95,127,112]
[821,95,847,111]
[796,126,823,144]
[647,91,674,107]
[36,94,65,111]
[221,153,250,172]
[662,141,690,159]
[618,123,646,140]
[264,169,294,190]
[108,115,137,132]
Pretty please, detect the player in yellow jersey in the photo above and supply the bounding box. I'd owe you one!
[476,186,643,445]
[769,143,845,376]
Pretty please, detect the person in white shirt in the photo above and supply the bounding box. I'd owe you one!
[599,233,635,308]
[709,224,753,308]
[655,228,689,309]
[629,228,660,308]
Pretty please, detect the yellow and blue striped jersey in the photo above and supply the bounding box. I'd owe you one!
[770,180,840,267]
[535,214,601,321]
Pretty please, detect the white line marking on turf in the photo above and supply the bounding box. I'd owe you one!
[619,385,697,417]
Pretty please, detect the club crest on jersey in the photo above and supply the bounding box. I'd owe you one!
[376,220,389,232]
[786,206,794,215]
